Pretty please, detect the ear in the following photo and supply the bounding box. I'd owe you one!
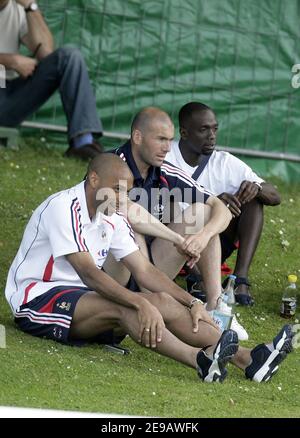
[132,128,143,146]
[179,126,188,140]
[88,171,100,190]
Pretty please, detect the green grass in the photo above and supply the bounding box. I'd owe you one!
[0,138,300,417]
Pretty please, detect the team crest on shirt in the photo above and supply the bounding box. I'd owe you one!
[98,249,109,258]
[102,231,106,239]
[56,301,71,311]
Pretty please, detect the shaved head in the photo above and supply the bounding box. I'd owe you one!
[87,153,132,181]
[131,107,173,135]
[130,107,174,169]
[85,154,133,217]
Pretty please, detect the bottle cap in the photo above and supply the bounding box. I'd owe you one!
[288,274,297,283]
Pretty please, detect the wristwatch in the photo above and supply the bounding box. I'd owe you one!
[253,181,263,192]
[24,2,39,13]
[189,297,204,308]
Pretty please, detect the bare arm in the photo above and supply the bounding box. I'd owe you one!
[234,180,281,207]
[121,199,199,266]
[202,196,232,237]
[124,251,194,307]
[257,182,281,206]
[66,251,146,310]
[124,199,184,246]
[0,54,18,70]
[18,0,54,59]
[181,196,231,256]
[66,251,165,346]
[0,52,37,78]
[123,251,218,330]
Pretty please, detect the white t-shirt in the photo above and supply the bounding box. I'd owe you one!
[0,0,28,80]
[166,141,264,196]
[5,181,139,314]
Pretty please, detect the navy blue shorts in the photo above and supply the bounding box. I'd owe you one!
[14,286,126,346]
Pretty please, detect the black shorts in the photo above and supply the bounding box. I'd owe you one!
[14,285,126,346]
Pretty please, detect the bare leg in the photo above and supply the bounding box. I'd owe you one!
[141,291,221,347]
[196,235,222,310]
[221,199,264,296]
[70,291,293,381]
[234,199,264,294]
[102,251,131,287]
[103,233,152,293]
[151,203,222,310]
[69,291,200,368]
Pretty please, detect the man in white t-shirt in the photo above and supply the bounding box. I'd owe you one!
[166,102,281,306]
[5,153,294,383]
[0,0,102,159]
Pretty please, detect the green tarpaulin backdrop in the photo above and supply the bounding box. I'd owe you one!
[27,0,300,181]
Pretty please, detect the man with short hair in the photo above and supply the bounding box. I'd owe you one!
[110,107,229,310]
[0,0,103,159]
[166,102,281,305]
[107,107,249,340]
[5,153,294,383]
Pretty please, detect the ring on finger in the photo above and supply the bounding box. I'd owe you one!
[145,328,150,332]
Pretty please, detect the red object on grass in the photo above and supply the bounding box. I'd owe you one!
[178,267,187,276]
[221,263,233,276]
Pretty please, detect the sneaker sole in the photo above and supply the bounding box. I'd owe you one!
[204,330,239,383]
[252,325,293,383]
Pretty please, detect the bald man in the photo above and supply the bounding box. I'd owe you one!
[5,154,294,383]
[108,108,229,305]
[107,107,251,340]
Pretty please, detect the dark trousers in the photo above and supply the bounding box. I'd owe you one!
[0,46,103,142]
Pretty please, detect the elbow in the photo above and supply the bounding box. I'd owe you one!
[38,46,54,60]
[270,195,281,206]
[38,37,55,59]
[272,190,281,206]
[264,191,281,206]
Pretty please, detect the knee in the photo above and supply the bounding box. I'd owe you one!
[242,198,264,215]
[183,202,211,233]
[153,292,178,311]
[56,46,85,64]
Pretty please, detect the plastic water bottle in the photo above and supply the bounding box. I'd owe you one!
[212,298,233,332]
[211,275,236,331]
[280,274,297,318]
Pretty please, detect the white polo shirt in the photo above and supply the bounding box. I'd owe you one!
[5,181,139,314]
[166,141,264,196]
[0,0,28,80]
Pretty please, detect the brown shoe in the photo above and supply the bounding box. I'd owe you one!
[64,140,103,160]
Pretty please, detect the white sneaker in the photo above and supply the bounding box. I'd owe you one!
[231,315,249,341]
[206,302,249,341]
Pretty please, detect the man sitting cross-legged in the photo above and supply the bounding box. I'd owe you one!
[5,154,293,383]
